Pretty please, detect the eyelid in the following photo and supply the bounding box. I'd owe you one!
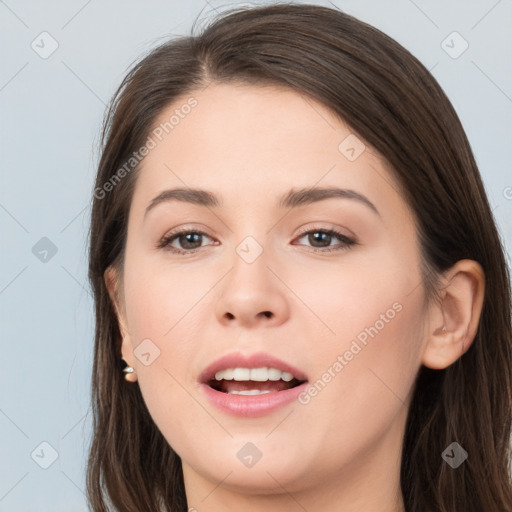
[160,224,212,239]
[294,222,355,240]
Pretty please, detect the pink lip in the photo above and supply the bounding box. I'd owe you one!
[201,381,309,418]
[198,351,309,418]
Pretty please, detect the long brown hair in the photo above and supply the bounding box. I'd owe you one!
[87,3,512,511]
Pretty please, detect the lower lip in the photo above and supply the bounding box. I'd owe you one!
[201,382,308,418]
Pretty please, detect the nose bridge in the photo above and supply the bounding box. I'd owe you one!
[214,231,289,326]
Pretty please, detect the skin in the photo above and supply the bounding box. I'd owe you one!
[106,83,485,511]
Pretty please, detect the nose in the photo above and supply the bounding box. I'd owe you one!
[214,245,290,329]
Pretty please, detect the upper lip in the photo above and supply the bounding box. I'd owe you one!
[199,351,309,384]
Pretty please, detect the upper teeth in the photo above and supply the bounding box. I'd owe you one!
[214,367,295,382]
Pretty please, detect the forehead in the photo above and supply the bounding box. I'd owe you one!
[148,82,349,164]
[130,83,408,224]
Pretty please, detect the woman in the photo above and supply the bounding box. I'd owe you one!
[87,3,512,511]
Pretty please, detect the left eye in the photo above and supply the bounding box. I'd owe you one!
[293,229,356,252]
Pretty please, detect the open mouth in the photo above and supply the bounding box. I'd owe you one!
[207,367,307,395]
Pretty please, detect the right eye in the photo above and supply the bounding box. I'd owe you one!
[158,229,217,254]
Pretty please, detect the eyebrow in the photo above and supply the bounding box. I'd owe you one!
[144,186,380,218]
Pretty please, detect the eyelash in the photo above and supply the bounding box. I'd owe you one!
[157,226,358,255]
[294,227,358,253]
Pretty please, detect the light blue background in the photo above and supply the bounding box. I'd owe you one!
[1,0,511,510]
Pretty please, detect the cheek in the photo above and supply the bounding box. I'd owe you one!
[121,260,208,452]
[303,280,424,448]
[291,300,424,479]
[291,243,423,352]
[123,253,212,340]
[295,246,425,429]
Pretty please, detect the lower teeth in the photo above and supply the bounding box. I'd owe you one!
[228,389,274,395]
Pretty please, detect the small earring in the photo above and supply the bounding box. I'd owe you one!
[442,325,447,334]
[121,358,136,382]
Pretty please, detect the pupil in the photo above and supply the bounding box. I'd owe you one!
[310,232,330,247]
[181,233,201,249]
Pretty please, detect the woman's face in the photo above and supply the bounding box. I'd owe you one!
[113,83,430,505]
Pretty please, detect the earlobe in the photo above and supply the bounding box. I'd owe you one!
[121,338,138,383]
[104,267,138,382]
[421,259,485,370]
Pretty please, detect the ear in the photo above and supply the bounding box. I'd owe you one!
[104,266,138,382]
[422,259,485,370]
